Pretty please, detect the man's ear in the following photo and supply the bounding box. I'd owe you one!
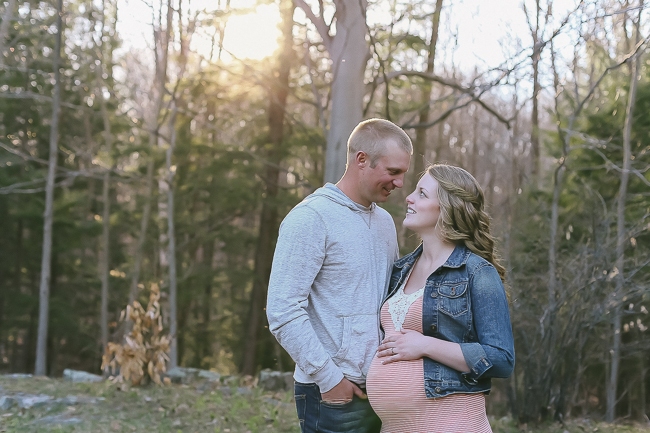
[355,151,368,168]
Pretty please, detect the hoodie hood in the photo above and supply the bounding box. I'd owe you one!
[310,183,376,214]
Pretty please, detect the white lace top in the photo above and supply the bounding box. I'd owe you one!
[387,268,425,331]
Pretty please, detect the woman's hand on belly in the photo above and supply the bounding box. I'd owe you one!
[377,329,429,364]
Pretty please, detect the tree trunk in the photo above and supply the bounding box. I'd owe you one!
[99,164,111,352]
[97,1,114,352]
[0,204,7,334]
[638,353,647,422]
[240,0,295,376]
[165,101,179,368]
[0,0,16,68]
[35,0,62,376]
[412,0,443,181]
[14,219,22,294]
[195,241,214,368]
[530,0,541,186]
[141,0,171,352]
[547,165,562,325]
[541,38,569,421]
[320,0,369,183]
[606,10,640,419]
[128,158,154,306]
[518,34,567,423]
[403,0,443,251]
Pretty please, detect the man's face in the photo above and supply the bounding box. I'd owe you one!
[358,141,411,206]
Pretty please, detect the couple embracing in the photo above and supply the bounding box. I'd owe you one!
[266,119,515,433]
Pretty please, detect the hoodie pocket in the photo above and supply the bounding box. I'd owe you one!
[331,314,380,379]
[332,316,352,361]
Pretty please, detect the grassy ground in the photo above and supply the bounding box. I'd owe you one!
[0,375,298,432]
[490,416,650,433]
[1,375,649,433]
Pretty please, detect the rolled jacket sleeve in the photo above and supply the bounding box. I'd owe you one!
[266,206,344,393]
[459,263,515,382]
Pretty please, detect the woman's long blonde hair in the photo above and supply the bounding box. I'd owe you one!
[428,164,506,283]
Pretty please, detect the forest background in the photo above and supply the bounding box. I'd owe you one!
[0,0,649,427]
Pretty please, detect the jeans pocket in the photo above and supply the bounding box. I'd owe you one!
[320,398,354,409]
[320,398,353,408]
[295,393,307,423]
[318,397,379,433]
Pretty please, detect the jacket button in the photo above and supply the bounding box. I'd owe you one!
[435,387,441,393]
[430,324,437,332]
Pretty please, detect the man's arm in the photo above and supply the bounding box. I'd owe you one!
[266,206,344,393]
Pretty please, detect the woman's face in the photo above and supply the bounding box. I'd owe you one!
[404,173,441,234]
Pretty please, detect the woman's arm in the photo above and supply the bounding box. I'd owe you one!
[377,330,470,372]
[459,263,515,381]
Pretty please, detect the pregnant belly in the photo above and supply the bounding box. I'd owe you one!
[365,353,426,415]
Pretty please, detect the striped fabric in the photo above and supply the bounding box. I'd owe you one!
[366,296,492,433]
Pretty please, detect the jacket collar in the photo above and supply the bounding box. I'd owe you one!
[395,243,471,270]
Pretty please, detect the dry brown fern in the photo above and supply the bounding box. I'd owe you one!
[101,283,171,386]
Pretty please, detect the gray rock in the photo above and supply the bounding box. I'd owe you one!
[58,395,105,405]
[0,396,15,410]
[258,369,293,391]
[58,395,81,405]
[165,367,221,385]
[198,370,221,382]
[236,387,252,395]
[5,374,32,379]
[34,415,83,425]
[17,394,52,409]
[165,367,188,384]
[62,369,103,383]
[0,392,105,412]
[221,375,239,386]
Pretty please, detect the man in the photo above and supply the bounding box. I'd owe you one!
[266,118,413,433]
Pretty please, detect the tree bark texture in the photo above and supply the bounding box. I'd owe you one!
[317,0,369,183]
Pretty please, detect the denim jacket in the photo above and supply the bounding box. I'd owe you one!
[385,243,515,398]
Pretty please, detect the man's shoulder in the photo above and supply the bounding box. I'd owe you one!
[280,194,333,228]
[288,194,330,216]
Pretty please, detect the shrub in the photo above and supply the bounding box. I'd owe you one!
[101,283,171,386]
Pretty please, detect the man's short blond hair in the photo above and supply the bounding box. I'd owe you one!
[347,118,413,167]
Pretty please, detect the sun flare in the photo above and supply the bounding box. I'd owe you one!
[219,4,282,61]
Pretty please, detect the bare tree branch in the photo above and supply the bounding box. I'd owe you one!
[293,0,332,51]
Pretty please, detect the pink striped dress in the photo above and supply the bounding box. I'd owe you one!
[366,288,492,433]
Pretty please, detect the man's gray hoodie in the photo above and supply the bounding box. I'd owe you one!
[266,183,399,393]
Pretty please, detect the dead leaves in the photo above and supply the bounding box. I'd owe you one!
[101,283,171,386]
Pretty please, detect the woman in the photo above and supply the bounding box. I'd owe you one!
[366,164,514,433]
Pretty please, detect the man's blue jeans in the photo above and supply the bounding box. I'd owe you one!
[294,382,381,433]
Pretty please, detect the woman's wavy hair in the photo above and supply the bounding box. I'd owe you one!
[428,164,506,283]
